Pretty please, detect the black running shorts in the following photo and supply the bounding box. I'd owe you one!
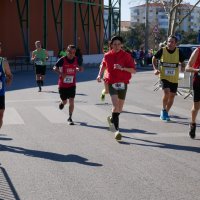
[160,79,178,93]
[193,84,200,102]
[0,95,5,110]
[59,86,76,100]
[35,65,46,75]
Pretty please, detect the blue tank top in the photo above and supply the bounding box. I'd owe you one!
[0,57,6,96]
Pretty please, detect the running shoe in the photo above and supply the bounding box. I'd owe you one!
[189,123,196,139]
[107,116,115,131]
[115,130,122,141]
[160,109,167,120]
[165,112,170,121]
[100,93,105,101]
[67,118,74,125]
[59,102,64,110]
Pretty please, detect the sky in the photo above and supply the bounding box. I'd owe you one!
[120,0,199,21]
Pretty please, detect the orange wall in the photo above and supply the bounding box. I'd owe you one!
[0,0,104,59]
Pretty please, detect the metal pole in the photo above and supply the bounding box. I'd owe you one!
[145,0,149,66]
[74,2,77,46]
[43,0,47,48]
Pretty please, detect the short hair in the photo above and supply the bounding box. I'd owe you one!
[67,45,76,51]
[168,35,178,43]
[35,41,41,45]
[110,36,123,44]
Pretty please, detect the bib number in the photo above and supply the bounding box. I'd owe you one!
[112,82,125,90]
[35,60,43,65]
[64,75,74,83]
[165,68,175,76]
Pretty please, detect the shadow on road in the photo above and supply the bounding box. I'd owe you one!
[0,164,21,200]
[120,136,200,153]
[0,144,102,167]
[7,68,98,91]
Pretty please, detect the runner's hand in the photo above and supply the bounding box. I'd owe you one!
[97,76,102,82]
[154,69,160,75]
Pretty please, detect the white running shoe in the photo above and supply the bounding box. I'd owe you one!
[107,116,115,132]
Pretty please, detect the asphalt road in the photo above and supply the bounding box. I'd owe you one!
[0,67,200,200]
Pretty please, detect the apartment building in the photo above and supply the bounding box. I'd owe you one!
[130,3,200,32]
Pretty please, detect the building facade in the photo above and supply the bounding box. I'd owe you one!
[130,3,200,33]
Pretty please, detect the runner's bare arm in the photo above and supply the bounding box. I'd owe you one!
[3,59,13,86]
[185,48,199,73]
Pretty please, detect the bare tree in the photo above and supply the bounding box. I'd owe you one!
[154,0,200,35]
[129,0,200,36]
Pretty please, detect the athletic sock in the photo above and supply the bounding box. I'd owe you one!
[37,80,41,86]
[112,112,120,131]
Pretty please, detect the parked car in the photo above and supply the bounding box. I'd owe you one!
[178,44,200,60]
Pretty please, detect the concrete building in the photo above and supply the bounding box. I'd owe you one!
[121,21,131,32]
[130,3,200,32]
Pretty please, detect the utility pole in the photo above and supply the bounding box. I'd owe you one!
[145,0,149,66]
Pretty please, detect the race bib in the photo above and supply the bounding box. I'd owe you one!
[35,60,43,65]
[112,82,125,90]
[165,68,175,76]
[64,75,74,83]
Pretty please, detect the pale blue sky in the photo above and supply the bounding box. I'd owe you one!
[121,0,199,21]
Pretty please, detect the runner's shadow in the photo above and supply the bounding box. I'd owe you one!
[120,136,200,153]
[0,137,13,141]
[123,111,159,118]
[120,128,157,135]
[77,122,108,131]
[41,90,58,93]
[0,144,102,167]
[0,134,13,141]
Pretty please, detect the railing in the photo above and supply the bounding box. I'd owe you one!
[9,56,58,72]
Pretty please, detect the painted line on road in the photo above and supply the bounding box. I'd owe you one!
[4,107,25,125]
[35,106,67,123]
[123,105,161,122]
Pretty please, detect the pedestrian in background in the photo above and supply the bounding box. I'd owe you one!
[0,42,13,128]
[58,48,67,58]
[185,47,200,139]
[31,41,49,92]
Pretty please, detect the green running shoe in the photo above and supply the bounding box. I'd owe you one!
[115,130,122,140]
[101,93,105,101]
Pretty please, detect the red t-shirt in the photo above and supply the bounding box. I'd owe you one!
[193,48,200,85]
[102,49,135,84]
[58,57,78,88]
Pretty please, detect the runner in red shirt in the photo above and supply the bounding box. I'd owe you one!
[53,45,83,125]
[97,36,136,140]
[186,47,200,138]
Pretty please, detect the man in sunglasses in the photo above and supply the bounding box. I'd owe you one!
[0,42,13,128]
[53,45,83,125]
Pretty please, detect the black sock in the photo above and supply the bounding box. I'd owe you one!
[69,113,72,119]
[112,112,120,130]
[37,80,41,86]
